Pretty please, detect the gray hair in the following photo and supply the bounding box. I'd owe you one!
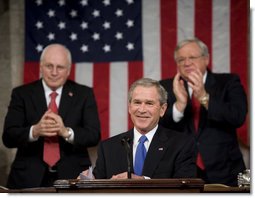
[40,43,72,68]
[128,78,168,105]
[174,37,209,61]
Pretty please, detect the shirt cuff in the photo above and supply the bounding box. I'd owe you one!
[65,127,74,143]
[29,126,39,142]
[173,103,184,122]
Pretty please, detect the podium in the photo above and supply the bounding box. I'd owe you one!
[1,179,250,193]
[53,178,204,193]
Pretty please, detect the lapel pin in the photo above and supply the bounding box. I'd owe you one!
[68,92,73,97]
[158,148,163,151]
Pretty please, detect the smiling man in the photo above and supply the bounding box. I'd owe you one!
[159,38,247,186]
[2,43,101,189]
[80,78,196,179]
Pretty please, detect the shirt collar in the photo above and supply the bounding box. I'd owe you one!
[42,79,63,97]
[133,125,158,145]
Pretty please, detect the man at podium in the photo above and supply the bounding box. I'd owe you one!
[80,78,196,179]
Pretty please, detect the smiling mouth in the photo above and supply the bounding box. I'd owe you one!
[137,116,149,120]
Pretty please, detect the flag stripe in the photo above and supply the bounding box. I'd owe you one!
[177,0,195,41]
[212,0,230,73]
[110,62,128,137]
[24,62,40,83]
[195,0,213,70]
[93,63,110,140]
[230,0,249,144]
[161,0,177,79]
[142,0,161,80]
[75,63,93,87]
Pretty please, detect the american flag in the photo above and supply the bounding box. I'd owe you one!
[24,0,249,145]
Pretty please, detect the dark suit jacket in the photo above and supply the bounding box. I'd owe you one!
[93,125,196,179]
[159,70,247,186]
[2,79,101,189]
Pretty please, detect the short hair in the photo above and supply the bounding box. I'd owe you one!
[174,37,209,61]
[40,43,72,68]
[128,78,168,105]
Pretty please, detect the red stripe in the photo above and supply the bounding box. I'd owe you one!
[93,63,110,140]
[160,0,177,79]
[195,0,213,70]
[24,62,40,83]
[128,61,143,129]
[231,0,249,145]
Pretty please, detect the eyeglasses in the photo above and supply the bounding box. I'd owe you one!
[176,55,204,65]
[43,64,69,72]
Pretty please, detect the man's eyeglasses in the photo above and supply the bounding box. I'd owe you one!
[176,55,204,65]
[43,64,69,72]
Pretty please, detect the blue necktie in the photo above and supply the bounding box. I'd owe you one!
[134,135,148,176]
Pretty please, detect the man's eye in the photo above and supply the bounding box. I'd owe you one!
[46,65,53,69]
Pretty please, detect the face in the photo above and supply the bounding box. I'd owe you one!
[40,45,71,90]
[175,42,209,81]
[128,86,167,134]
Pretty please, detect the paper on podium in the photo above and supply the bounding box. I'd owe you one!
[79,166,94,180]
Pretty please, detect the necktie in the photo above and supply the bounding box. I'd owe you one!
[134,135,148,176]
[191,94,205,170]
[191,94,200,132]
[43,91,60,167]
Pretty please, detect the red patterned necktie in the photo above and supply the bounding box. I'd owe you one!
[191,94,205,170]
[43,91,60,167]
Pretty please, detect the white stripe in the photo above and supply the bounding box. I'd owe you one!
[212,0,230,73]
[177,0,195,41]
[75,63,93,87]
[110,62,128,137]
[142,0,161,80]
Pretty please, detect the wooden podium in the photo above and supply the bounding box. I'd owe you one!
[1,179,250,193]
[53,178,204,193]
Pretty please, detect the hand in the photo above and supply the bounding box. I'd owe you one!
[32,110,58,138]
[111,172,145,179]
[173,72,188,112]
[32,109,68,139]
[187,68,206,100]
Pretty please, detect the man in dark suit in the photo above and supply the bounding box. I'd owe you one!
[159,38,247,186]
[2,44,101,189]
[80,78,196,179]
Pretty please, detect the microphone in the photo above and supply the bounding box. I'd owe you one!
[121,137,132,179]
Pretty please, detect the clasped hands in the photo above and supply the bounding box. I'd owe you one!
[32,109,70,139]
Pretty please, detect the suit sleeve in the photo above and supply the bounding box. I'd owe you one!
[71,88,101,147]
[207,74,248,128]
[2,88,34,148]
[173,136,197,178]
[93,142,107,179]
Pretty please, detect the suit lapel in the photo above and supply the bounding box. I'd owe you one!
[31,80,47,117]
[58,81,75,119]
[199,71,216,132]
[142,127,169,177]
[183,80,195,134]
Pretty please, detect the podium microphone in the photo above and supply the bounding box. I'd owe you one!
[121,137,132,179]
